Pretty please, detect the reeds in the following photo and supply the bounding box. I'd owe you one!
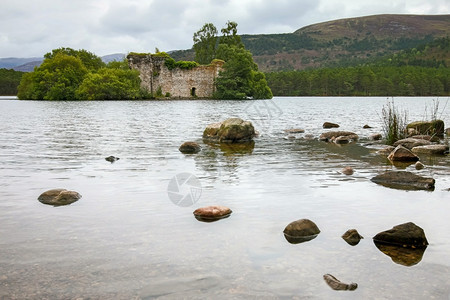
[381,99,408,145]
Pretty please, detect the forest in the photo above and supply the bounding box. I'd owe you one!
[0,68,23,95]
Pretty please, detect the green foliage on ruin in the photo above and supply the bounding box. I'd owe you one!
[17,47,146,100]
[164,57,199,70]
[193,21,272,99]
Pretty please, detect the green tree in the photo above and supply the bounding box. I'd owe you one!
[0,68,23,95]
[44,47,105,71]
[76,68,141,100]
[18,53,88,100]
[220,21,243,48]
[193,23,218,64]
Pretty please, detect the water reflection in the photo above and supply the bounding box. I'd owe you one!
[284,233,319,244]
[374,241,427,266]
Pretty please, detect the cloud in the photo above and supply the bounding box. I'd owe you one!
[0,0,448,57]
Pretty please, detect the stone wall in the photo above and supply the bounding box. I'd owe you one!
[127,54,224,99]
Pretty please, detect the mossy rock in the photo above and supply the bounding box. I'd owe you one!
[406,120,445,136]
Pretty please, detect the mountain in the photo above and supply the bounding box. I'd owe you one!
[0,54,126,72]
[171,14,450,72]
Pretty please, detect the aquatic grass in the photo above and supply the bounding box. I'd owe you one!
[381,99,408,145]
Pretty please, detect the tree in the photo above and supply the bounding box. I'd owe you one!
[17,53,88,100]
[76,68,141,100]
[193,23,218,64]
[44,47,105,71]
[220,21,243,48]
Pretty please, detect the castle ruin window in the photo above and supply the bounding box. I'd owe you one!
[191,87,196,97]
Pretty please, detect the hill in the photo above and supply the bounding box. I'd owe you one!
[171,14,449,72]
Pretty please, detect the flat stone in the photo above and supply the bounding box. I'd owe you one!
[284,128,305,134]
[319,131,358,142]
[393,138,431,150]
[38,189,82,206]
[411,144,449,155]
[387,145,419,162]
[193,205,232,222]
[373,222,428,248]
[370,171,435,190]
[179,141,201,154]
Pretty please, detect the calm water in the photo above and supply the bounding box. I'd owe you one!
[0,97,449,299]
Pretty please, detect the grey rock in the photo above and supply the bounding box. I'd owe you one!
[371,171,435,191]
[411,144,449,155]
[179,141,201,154]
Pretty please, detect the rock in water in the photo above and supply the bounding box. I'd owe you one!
[179,141,201,154]
[411,144,449,155]
[323,274,357,291]
[319,131,358,143]
[38,189,82,206]
[203,118,256,143]
[393,138,431,149]
[283,219,320,244]
[193,206,232,222]
[415,161,425,170]
[323,122,340,129]
[105,156,119,163]
[370,171,435,190]
[284,128,305,134]
[370,133,382,141]
[342,229,364,246]
[341,167,354,175]
[387,145,419,162]
[406,120,445,136]
[373,222,428,248]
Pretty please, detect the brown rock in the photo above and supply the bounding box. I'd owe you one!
[203,118,256,143]
[341,167,354,175]
[376,146,395,155]
[410,135,440,142]
[446,128,450,135]
[374,242,426,266]
[406,120,445,136]
[193,205,232,222]
[283,219,320,244]
[387,145,419,162]
[370,171,435,190]
[284,128,305,134]
[323,122,340,129]
[411,144,449,155]
[370,133,382,141]
[38,189,81,206]
[323,274,357,291]
[342,229,364,246]
[319,131,358,142]
[373,222,428,248]
[179,141,201,154]
[363,124,372,129]
[415,161,425,170]
[393,138,431,150]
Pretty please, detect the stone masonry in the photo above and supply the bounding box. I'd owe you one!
[127,54,224,99]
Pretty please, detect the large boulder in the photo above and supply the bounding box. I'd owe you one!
[283,219,320,244]
[373,222,428,248]
[411,144,449,155]
[393,138,431,149]
[179,141,201,154]
[193,205,232,222]
[203,118,256,143]
[38,189,81,206]
[387,145,419,162]
[370,171,435,190]
[323,122,340,129]
[319,131,359,143]
[406,120,445,136]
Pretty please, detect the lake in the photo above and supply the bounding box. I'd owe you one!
[0,97,449,299]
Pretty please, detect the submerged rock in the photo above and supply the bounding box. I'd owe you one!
[363,124,372,129]
[376,146,395,155]
[393,138,431,150]
[387,145,419,162]
[373,222,428,248]
[179,141,201,154]
[283,219,320,244]
[341,166,354,175]
[371,171,435,190]
[342,229,364,246]
[203,118,256,143]
[411,144,449,155]
[193,205,232,222]
[374,241,426,266]
[323,274,357,291]
[284,128,305,134]
[319,131,358,143]
[105,156,120,163]
[323,122,340,129]
[38,189,81,206]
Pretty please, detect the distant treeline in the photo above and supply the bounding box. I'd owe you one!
[265,65,449,96]
[0,69,23,95]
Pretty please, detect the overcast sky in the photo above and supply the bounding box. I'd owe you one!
[1,0,448,58]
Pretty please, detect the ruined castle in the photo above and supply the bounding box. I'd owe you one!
[127,53,224,99]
